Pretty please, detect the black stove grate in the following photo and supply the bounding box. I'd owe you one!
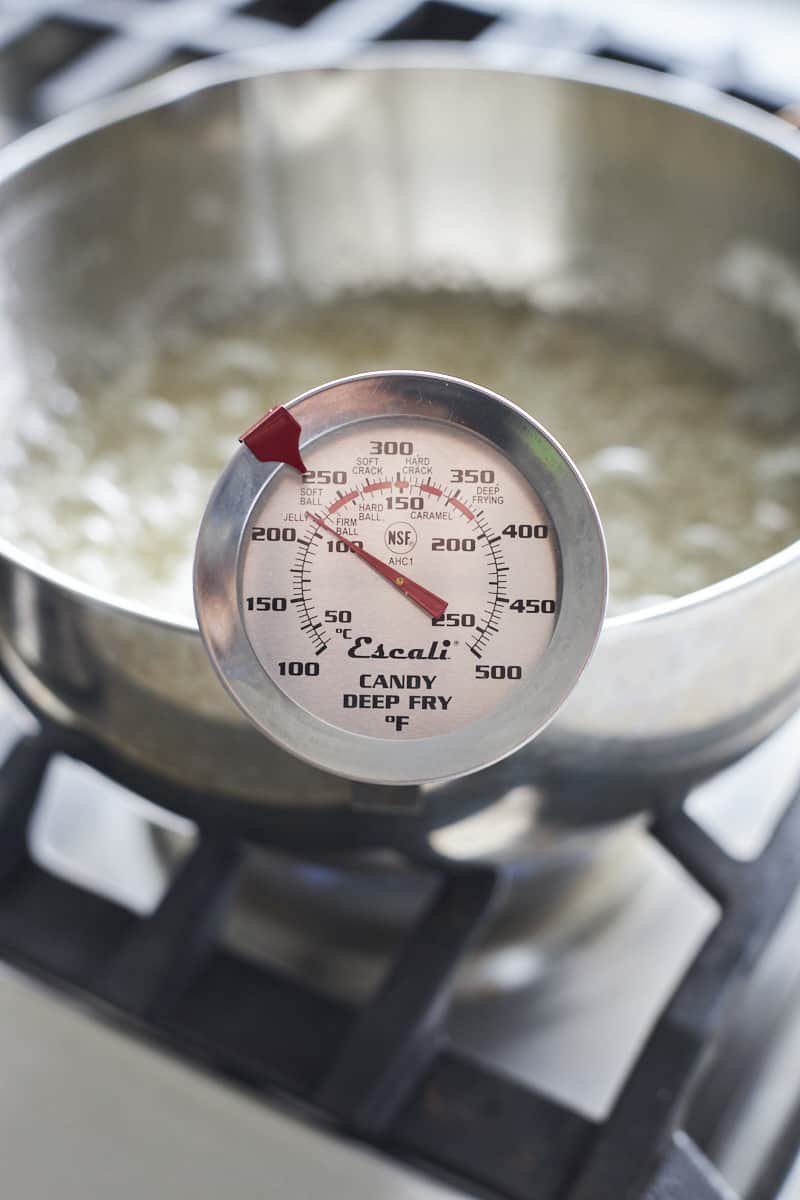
[0,0,795,133]
[1,706,799,1200]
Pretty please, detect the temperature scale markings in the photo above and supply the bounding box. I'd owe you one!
[478,617,500,632]
[292,535,331,654]
[363,481,392,493]
[328,490,359,513]
[420,483,442,497]
[447,495,475,520]
[465,515,508,656]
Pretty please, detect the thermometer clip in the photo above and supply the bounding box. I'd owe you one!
[240,406,307,474]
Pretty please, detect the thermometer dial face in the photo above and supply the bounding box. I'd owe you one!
[242,419,558,739]
[195,373,607,785]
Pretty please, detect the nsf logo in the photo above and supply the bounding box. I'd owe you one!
[384,521,417,552]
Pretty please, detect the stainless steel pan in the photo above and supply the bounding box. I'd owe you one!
[1,51,799,844]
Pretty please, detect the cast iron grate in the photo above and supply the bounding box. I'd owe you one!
[0,707,799,1200]
[238,0,335,27]
[378,2,497,43]
[0,0,794,131]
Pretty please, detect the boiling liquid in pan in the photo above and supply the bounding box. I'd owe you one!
[1,289,799,618]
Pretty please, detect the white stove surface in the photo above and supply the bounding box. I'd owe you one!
[0,966,459,1200]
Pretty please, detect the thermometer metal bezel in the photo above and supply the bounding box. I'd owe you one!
[194,371,607,786]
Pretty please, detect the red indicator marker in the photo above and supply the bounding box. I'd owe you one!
[240,406,307,473]
[306,512,448,620]
[363,481,393,494]
[420,483,442,497]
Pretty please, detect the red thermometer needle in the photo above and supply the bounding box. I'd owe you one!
[306,512,448,621]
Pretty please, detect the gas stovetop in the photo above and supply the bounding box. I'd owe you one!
[1,4,800,1199]
[3,675,800,1200]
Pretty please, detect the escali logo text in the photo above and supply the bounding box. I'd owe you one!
[347,637,452,661]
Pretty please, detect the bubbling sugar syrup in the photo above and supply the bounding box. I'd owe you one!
[0,288,798,619]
